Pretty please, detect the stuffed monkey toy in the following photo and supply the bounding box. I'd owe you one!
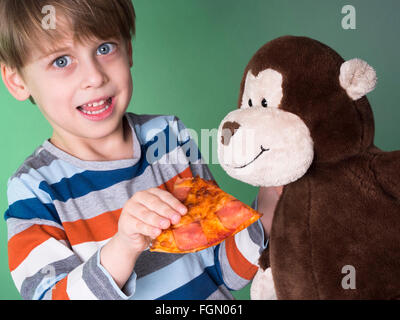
[217,36,400,299]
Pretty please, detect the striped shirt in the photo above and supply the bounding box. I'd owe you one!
[5,113,266,300]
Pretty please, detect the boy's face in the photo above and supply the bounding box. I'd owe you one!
[17,32,133,143]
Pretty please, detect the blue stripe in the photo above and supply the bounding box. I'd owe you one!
[213,244,233,290]
[38,125,200,202]
[34,273,67,300]
[4,199,61,224]
[156,265,223,300]
[134,115,177,145]
[39,163,144,202]
[4,118,202,223]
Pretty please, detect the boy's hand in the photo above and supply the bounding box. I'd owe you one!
[258,186,283,237]
[115,187,188,253]
[100,188,187,289]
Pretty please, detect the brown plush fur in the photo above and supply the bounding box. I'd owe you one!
[239,36,400,299]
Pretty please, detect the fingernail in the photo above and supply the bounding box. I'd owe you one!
[172,214,181,224]
[178,206,187,215]
[153,229,161,237]
[160,220,170,229]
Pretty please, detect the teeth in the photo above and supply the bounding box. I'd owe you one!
[80,103,111,115]
[83,99,107,108]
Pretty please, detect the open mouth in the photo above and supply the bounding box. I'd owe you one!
[77,97,113,115]
[76,96,116,121]
[231,146,270,169]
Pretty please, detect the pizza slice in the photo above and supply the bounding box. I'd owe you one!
[150,176,262,254]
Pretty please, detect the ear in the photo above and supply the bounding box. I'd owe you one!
[1,64,31,101]
[339,58,377,101]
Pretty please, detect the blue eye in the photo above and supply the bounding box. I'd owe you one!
[97,43,115,56]
[53,56,72,68]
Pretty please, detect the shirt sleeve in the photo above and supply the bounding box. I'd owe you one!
[215,193,267,291]
[5,175,135,300]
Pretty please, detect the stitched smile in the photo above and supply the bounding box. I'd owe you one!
[232,146,270,169]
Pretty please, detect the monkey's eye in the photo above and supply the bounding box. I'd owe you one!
[248,99,253,107]
[261,98,268,108]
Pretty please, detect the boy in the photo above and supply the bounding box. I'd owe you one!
[1,0,279,300]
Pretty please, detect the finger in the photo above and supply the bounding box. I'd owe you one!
[147,188,187,215]
[136,191,183,224]
[133,203,171,229]
[275,186,284,196]
[129,216,162,239]
[137,221,162,239]
[123,205,162,238]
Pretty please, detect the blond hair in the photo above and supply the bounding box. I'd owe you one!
[0,0,136,70]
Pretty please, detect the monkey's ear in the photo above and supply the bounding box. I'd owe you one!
[339,58,377,101]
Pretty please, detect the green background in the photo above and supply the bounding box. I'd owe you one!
[1,0,399,300]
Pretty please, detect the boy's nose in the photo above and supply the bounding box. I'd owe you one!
[80,59,109,89]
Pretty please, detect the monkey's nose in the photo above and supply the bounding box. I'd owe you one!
[221,121,241,146]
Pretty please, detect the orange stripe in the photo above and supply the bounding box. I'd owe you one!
[63,167,194,246]
[63,208,122,246]
[225,236,258,280]
[8,224,67,272]
[52,277,69,300]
